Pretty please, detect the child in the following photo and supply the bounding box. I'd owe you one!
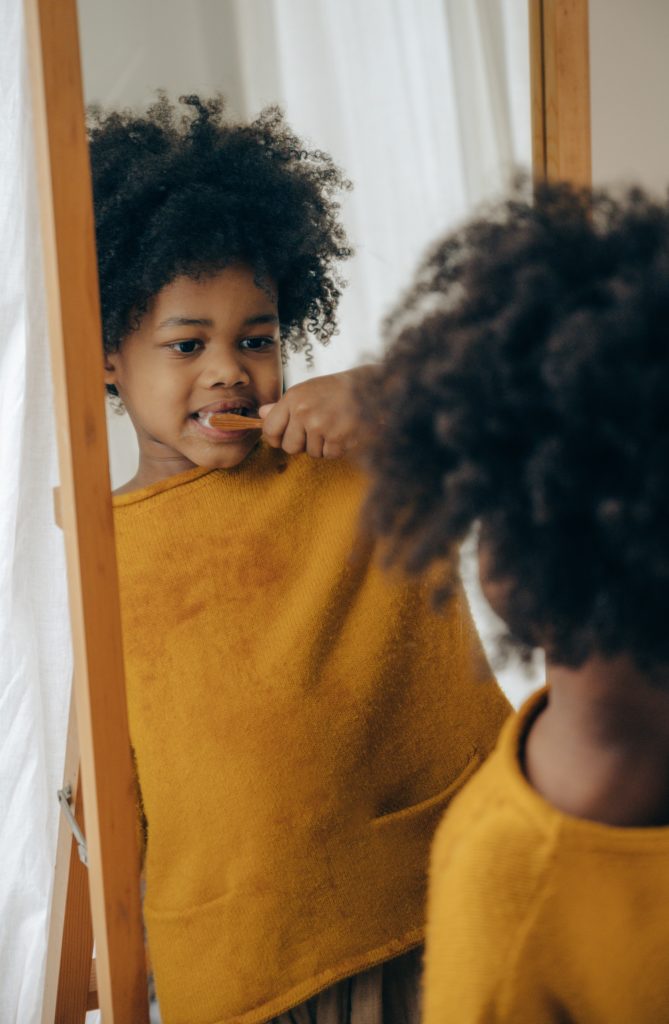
[362,180,669,1022]
[89,95,510,1024]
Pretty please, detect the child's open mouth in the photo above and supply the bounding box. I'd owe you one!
[198,407,253,428]
[191,404,260,440]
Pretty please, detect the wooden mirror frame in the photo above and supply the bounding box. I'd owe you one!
[531,0,591,186]
[25,1,590,1021]
[26,0,148,1020]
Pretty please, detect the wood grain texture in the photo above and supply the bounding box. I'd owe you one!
[54,769,96,1022]
[87,960,99,1012]
[25,0,148,1020]
[529,0,548,177]
[209,412,265,430]
[529,0,591,186]
[41,699,96,1024]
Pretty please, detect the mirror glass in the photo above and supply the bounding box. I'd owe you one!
[77,0,531,489]
[75,3,534,1019]
[77,0,537,707]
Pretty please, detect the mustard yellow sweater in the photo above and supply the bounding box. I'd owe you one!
[113,444,510,1024]
[424,688,669,1024]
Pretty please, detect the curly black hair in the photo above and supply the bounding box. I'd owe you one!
[87,93,352,385]
[363,180,669,670]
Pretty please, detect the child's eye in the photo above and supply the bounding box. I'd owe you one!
[168,339,203,355]
[240,336,275,352]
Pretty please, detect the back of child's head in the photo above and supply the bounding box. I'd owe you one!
[87,93,352,371]
[363,180,669,672]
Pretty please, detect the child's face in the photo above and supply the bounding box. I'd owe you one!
[104,265,283,479]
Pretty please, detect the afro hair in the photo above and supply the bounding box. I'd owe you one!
[87,93,353,375]
[363,180,669,671]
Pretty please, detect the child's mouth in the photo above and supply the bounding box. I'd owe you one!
[191,405,259,441]
[196,407,253,429]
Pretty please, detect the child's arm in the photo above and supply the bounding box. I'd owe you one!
[259,366,372,459]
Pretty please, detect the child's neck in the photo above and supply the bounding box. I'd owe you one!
[524,654,669,827]
[114,451,201,495]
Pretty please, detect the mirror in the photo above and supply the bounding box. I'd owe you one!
[73,3,534,1021]
[77,0,532,492]
[77,0,537,697]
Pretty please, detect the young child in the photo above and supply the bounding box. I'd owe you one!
[88,95,510,1024]
[363,180,669,1022]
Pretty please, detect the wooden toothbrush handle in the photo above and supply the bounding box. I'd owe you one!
[209,412,264,430]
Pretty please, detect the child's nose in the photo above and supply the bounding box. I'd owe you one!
[202,348,250,388]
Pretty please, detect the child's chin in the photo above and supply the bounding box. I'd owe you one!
[202,438,260,470]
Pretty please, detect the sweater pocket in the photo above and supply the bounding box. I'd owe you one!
[370,754,481,829]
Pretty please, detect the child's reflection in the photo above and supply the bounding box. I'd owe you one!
[89,94,510,1024]
[363,180,669,1023]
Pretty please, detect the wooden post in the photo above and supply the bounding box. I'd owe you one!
[25,1,149,1020]
[530,0,591,186]
[41,695,97,1024]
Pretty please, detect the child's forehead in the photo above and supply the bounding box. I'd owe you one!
[147,266,279,321]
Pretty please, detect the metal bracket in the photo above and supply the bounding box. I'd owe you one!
[57,785,88,867]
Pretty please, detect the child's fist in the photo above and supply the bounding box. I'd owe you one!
[259,368,368,459]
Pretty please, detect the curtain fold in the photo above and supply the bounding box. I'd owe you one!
[229,0,531,382]
[0,4,72,1022]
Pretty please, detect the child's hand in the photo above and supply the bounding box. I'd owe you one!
[259,367,370,459]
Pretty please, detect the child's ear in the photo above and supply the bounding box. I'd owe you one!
[103,354,118,387]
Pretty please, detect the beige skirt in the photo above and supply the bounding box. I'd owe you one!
[271,948,423,1024]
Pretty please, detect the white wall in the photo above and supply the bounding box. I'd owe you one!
[590,0,669,194]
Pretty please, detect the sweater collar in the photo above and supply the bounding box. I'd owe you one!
[112,441,281,508]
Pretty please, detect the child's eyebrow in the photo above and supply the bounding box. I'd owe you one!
[244,314,279,327]
[156,313,279,329]
[157,316,214,329]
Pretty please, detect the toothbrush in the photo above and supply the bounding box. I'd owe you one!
[209,412,264,430]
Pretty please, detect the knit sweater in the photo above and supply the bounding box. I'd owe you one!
[112,444,510,1024]
[423,688,669,1023]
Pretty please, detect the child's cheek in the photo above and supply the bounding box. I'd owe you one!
[267,369,283,404]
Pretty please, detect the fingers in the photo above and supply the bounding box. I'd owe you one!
[259,384,357,459]
[261,395,315,455]
[306,433,325,459]
[259,402,289,449]
[280,413,309,455]
[322,439,344,460]
[265,412,326,457]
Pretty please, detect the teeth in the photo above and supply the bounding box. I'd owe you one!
[199,408,248,427]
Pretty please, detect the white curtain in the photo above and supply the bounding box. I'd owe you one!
[0,3,73,1023]
[232,0,531,380]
